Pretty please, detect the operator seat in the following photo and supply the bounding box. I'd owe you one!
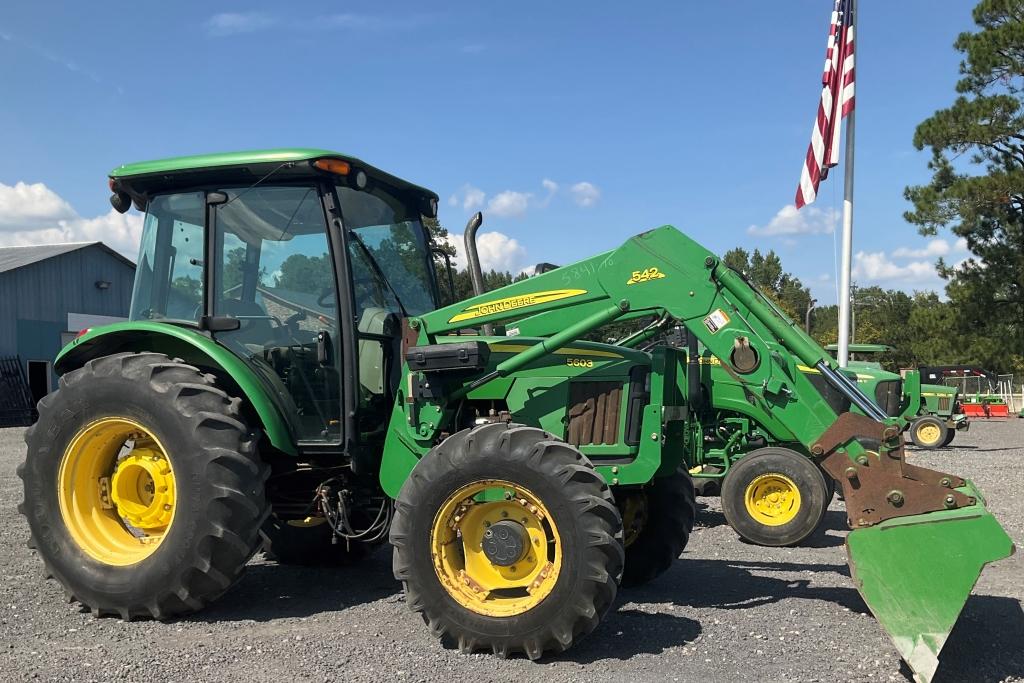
[357,306,402,398]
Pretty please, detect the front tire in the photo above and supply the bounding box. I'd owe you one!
[910,415,948,449]
[618,469,695,587]
[721,447,830,547]
[18,352,269,619]
[390,423,623,659]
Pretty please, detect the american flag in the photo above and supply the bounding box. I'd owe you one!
[795,0,855,209]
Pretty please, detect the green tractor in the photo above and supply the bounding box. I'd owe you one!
[18,149,1013,681]
[825,344,969,448]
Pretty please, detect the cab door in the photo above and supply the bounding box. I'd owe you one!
[210,184,343,443]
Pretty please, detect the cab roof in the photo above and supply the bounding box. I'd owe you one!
[109,148,437,200]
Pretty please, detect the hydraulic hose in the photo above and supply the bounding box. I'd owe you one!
[814,361,889,421]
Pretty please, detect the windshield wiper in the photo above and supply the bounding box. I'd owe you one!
[348,230,409,318]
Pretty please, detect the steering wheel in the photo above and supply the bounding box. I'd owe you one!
[317,289,337,308]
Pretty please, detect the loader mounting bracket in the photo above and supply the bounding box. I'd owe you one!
[814,413,973,528]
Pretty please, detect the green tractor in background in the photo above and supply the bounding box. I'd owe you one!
[825,344,969,448]
[17,149,1013,682]
[585,322,849,547]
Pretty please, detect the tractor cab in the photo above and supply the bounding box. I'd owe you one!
[112,149,441,446]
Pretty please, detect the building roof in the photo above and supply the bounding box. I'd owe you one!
[0,242,135,275]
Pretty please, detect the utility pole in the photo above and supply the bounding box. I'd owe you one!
[805,298,817,335]
[850,283,857,343]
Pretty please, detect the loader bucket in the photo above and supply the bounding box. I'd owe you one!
[846,482,1014,683]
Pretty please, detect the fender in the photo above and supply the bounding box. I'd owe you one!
[55,321,296,455]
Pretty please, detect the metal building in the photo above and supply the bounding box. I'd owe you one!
[0,242,135,408]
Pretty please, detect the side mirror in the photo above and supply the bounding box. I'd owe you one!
[110,191,132,214]
[199,315,241,332]
[420,195,439,218]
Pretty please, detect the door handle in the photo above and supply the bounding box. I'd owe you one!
[317,331,333,367]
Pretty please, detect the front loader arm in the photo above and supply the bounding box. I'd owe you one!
[421,226,876,455]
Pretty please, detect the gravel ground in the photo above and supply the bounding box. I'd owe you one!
[2,421,1021,683]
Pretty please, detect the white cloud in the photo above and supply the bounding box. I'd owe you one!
[748,204,838,237]
[448,184,486,212]
[316,14,375,29]
[570,181,600,207]
[475,231,528,272]
[0,181,142,257]
[891,238,967,259]
[441,230,528,273]
[447,178,595,216]
[311,13,429,31]
[487,190,531,218]
[539,179,559,208]
[846,236,975,292]
[852,251,938,283]
[0,181,76,229]
[204,12,277,36]
[204,12,427,37]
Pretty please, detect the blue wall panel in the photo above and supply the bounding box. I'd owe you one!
[0,244,135,388]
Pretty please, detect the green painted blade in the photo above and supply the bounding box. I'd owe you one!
[847,485,1014,683]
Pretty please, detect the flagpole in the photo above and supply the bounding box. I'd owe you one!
[836,0,857,368]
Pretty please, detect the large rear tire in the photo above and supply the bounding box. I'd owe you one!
[618,469,695,587]
[721,447,829,547]
[390,423,623,659]
[940,428,956,447]
[18,352,269,619]
[910,415,948,449]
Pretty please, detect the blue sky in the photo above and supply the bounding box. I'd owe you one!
[0,1,976,304]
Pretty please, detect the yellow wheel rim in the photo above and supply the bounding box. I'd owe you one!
[58,417,176,566]
[430,480,562,617]
[744,473,801,527]
[917,423,941,446]
[620,492,649,549]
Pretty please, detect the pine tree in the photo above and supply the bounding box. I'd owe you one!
[904,0,1024,374]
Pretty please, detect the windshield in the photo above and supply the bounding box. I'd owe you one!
[337,184,438,318]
